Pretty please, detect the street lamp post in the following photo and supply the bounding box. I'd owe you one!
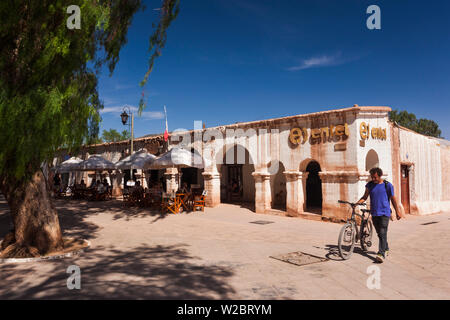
[120,106,134,155]
[120,106,134,183]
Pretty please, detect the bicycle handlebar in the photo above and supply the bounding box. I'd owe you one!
[338,200,366,207]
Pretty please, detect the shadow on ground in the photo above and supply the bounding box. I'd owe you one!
[0,196,173,241]
[0,195,236,299]
[0,243,236,299]
[324,244,378,262]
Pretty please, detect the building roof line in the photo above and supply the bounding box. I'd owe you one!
[84,105,391,148]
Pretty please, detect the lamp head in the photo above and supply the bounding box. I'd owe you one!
[120,110,129,125]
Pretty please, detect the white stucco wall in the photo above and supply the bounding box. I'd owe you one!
[399,128,445,214]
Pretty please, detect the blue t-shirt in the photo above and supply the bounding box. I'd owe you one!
[365,181,394,217]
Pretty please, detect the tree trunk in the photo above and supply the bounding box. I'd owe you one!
[0,170,63,258]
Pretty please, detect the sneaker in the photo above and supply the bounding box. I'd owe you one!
[385,250,389,257]
[375,254,384,263]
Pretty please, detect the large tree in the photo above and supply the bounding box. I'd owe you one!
[0,0,179,258]
[102,129,130,142]
[389,109,442,138]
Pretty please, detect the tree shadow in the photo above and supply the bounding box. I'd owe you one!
[0,243,236,299]
[56,198,170,222]
[0,196,171,242]
[324,244,378,262]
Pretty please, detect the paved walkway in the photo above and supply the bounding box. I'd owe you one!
[0,198,449,299]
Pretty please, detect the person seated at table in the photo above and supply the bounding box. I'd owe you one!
[79,179,87,189]
[130,181,144,204]
[102,178,109,187]
[132,181,144,196]
[53,173,61,193]
[90,179,97,189]
[95,180,107,200]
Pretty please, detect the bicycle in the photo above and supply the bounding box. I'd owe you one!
[337,200,374,260]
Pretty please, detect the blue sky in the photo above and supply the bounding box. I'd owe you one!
[97,0,450,139]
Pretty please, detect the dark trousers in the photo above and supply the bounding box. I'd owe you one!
[372,215,390,257]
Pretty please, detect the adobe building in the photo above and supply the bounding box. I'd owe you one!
[54,105,450,221]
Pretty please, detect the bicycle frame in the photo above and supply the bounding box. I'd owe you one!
[337,200,373,259]
[339,200,370,242]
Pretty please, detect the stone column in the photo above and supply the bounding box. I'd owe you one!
[252,171,271,213]
[165,167,179,194]
[111,171,123,198]
[284,171,307,216]
[202,171,221,207]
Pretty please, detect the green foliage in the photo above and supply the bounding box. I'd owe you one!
[0,0,178,181]
[389,109,442,138]
[102,128,130,142]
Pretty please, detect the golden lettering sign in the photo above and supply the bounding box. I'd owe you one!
[360,122,386,140]
[289,123,349,146]
[289,127,308,144]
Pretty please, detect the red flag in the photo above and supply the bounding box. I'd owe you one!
[164,105,169,142]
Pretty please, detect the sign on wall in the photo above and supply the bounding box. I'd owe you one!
[289,123,350,145]
[359,122,386,140]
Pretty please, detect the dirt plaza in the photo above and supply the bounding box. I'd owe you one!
[0,196,449,300]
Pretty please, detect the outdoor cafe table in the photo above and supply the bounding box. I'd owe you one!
[72,187,94,200]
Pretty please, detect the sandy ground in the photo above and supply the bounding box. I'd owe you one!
[0,196,449,299]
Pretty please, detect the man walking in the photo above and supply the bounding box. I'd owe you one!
[358,167,403,263]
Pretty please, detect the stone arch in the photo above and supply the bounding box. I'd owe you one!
[305,160,322,211]
[365,149,380,172]
[299,158,317,172]
[217,144,255,204]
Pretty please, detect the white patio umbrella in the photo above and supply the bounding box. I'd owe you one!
[76,155,116,186]
[76,155,116,171]
[145,147,208,170]
[53,157,83,173]
[51,157,84,187]
[115,149,157,188]
[145,147,209,192]
[115,149,157,170]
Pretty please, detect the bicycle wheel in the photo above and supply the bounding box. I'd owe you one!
[360,218,373,252]
[338,222,356,260]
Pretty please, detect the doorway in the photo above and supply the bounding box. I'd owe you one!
[181,167,199,188]
[306,161,322,212]
[225,165,243,203]
[401,165,410,214]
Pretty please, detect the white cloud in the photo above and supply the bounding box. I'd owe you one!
[287,53,353,71]
[100,105,138,114]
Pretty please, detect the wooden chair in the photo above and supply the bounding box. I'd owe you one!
[193,190,207,212]
[177,193,191,212]
[122,188,133,207]
[161,193,181,214]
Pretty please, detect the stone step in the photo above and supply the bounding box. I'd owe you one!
[298,212,323,222]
